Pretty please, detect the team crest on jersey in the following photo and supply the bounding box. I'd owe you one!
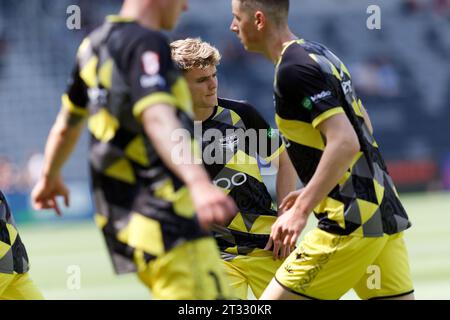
[218,134,240,151]
[141,51,160,75]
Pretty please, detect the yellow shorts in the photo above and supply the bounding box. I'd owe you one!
[275,228,414,300]
[0,273,44,300]
[137,237,234,300]
[223,250,284,299]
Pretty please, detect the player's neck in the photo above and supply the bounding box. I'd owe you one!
[194,106,216,122]
[119,5,162,30]
[264,27,297,64]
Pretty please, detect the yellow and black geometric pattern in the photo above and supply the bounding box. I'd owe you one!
[199,98,285,258]
[274,40,411,237]
[0,191,29,274]
[63,16,206,274]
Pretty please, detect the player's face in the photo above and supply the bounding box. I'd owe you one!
[161,0,189,30]
[230,0,260,52]
[184,65,218,110]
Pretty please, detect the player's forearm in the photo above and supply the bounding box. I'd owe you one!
[292,138,359,216]
[276,151,298,211]
[142,104,211,187]
[42,111,85,180]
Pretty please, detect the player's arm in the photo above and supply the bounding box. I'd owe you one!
[41,109,86,181]
[263,149,298,259]
[287,113,359,215]
[31,107,86,215]
[276,114,359,246]
[32,56,88,216]
[276,150,297,213]
[141,104,236,230]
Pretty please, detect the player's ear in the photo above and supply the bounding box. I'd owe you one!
[254,11,266,30]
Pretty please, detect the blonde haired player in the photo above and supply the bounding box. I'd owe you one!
[171,38,298,299]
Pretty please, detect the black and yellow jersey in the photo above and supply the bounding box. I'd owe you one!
[0,191,29,274]
[63,15,206,274]
[198,98,285,259]
[274,39,411,237]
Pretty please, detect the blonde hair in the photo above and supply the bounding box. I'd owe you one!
[171,38,221,71]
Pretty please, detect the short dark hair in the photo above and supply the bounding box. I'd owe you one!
[238,0,289,25]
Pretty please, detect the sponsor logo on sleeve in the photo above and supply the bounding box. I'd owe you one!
[341,80,352,95]
[140,75,166,88]
[310,90,332,103]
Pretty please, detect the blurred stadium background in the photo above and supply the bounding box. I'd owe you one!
[0,0,449,299]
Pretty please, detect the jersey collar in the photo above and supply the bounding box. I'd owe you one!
[106,15,136,23]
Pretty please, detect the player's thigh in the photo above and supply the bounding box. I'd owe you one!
[353,232,414,300]
[0,273,43,300]
[222,258,249,300]
[260,278,311,300]
[244,255,283,299]
[138,237,233,300]
[275,228,388,300]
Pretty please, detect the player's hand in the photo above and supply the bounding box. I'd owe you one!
[190,181,238,231]
[267,206,307,257]
[31,176,70,216]
[279,188,304,212]
[264,236,295,260]
[264,200,299,260]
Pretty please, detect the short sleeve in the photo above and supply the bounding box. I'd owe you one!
[61,39,90,117]
[277,62,344,129]
[125,33,185,119]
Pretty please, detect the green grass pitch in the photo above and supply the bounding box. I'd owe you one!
[18,191,450,300]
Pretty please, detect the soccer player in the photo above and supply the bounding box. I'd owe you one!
[0,190,43,299]
[170,38,298,299]
[31,0,237,300]
[229,0,415,300]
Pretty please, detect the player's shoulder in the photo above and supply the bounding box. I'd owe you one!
[95,21,171,73]
[277,40,326,87]
[76,20,168,58]
[218,98,269,129]
[283,39,333,61]
[281,40,312,64]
